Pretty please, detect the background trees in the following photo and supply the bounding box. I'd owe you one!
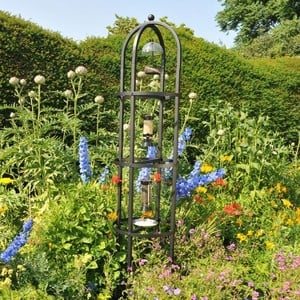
[216,0,300,56]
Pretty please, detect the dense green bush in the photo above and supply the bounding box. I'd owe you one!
[0,11,299,145]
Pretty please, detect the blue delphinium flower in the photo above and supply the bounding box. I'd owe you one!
[164,127,193,179]
[176,161,225,199]
[135,145,156,192]
[98,165,110,184]
[0,219,33,263]
[177,127,192,157]
[79,136,92,183]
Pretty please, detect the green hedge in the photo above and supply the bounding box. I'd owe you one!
[0,11,299,144]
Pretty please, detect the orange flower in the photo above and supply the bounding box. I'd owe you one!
[212,178,227,187]
[101,184,110,191]
[152,172,162,183]
[223,202,243,216]
[194,195,204,203]
[111,175,121,185]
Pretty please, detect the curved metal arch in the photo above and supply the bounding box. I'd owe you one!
[119,17,182,93]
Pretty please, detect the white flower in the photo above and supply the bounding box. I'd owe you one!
[18,97,25,105]
[67,70,76,79]
[217,129,225,136]
[34,75,45,85]
[188,92,197,100]
[153,74,160,80]
[94,95,104,104]
[137,71,146,78]
[75,66,87,75]
[123,124,130,131]
[20,79,26,86]
[10,112,16,118]
[165,73,169,80]
[63,89,73,97]
[9,77,19,86]
[28,91,36,98]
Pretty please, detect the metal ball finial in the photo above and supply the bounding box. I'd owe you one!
[148,14,155,21]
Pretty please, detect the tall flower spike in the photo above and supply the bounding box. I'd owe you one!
[164,127,193,179]
[0,219,33,263]
[98,165,110,184]
[135,146,156,192]
[79,136,92,183]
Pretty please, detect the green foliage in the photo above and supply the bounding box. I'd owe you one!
[27,183,125,298]
[106,14,139,36]
[123,101,300,300]
[216,0,300,45]
[1,11,299,144]
[0,11,81,107]
[236,18,300,58]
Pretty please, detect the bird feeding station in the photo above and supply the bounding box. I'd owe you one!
[115,14,181,268]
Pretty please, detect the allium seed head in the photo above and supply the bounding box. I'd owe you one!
[34,75,45,85]
[94,95,104,104]
[75,66,87,75]
[67,70,76,79]
[9,77,19,86]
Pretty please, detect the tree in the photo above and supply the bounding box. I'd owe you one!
[106,15,139,36]
[216,0,300,45]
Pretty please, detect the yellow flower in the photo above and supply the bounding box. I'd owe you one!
[195,186,207,194]
[236,233,248,242]
[282,199,293,208]
[0,178,14,185]
[247,230,254,236]
[275,182,282,192]
[200,163,213,173]
[236,218,243,226]
[220,155,233,162]
[0,205,8,214]
[107,211,118,221]
[207,194,215,201]
[265,241,275,249]
[275,182,287,193]
[271,200,278,208]
[256,229,264,237]
[286,218,294,225]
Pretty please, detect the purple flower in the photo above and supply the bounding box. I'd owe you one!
[173,288,181,295]
[79,136,92,183]
[0,219,33,263]
[138,258,148,266]
[189,228,196,235]
[252,290,259,300]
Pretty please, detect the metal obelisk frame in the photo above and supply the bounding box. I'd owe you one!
[115,14,181,268]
